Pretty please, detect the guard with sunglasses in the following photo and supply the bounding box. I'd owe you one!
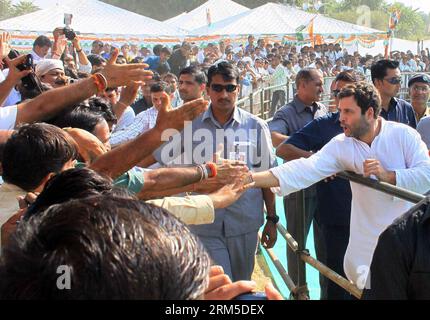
[153,61,277,282]
[371,59,416,128]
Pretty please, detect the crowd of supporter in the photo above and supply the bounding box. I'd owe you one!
[0,28,430,301]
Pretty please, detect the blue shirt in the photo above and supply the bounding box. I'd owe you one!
[380,98,416,129]
[269,95,328,137]
[285,112,351,226]
[144,56,160,71]
[153,105,277,237]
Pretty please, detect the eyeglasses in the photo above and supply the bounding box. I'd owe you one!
[411,85,430,93]
[210,84,238,93]
[383,77,402,85]
[332,89,340,97]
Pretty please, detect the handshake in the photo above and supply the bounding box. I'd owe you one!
[193,151,256,209]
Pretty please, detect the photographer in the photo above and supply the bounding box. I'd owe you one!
[0,55,31,107]
[51,28,92,74]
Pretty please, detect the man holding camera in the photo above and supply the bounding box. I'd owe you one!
[51,28,92,74]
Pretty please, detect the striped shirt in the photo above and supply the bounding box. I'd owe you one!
[110,106,158,147]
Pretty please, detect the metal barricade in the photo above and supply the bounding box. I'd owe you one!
[258,171,426,300]
[237,72,430,117]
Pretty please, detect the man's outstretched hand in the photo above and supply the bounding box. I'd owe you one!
[99,48,153,88]
[155,92,208,133]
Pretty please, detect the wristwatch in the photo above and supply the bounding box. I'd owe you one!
[266,214,280,224]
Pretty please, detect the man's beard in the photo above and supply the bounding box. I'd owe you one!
[349,116,371,139]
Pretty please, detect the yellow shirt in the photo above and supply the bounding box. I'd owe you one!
[147,195,214,225]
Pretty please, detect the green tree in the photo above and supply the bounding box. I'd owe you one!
[0,0,39,20]
[0,0,13,20]
[388,2,427,40]
[12,0,39,17]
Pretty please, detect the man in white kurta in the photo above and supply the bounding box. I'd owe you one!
[250,82,430,289]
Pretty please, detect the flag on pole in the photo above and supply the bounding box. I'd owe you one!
[206,8,212,27]
[295,15,317,43]
[308,18,314,46]
[389,9,401,30]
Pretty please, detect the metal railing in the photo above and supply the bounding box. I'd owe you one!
[236,72,430,120]
[243,71,430,299]
[259,171,426,300]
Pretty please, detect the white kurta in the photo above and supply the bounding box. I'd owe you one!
[270,119,430,287]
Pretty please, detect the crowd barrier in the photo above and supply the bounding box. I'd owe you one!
[236,72,430,120]
[243,72,429,300]
[259,172,427,300]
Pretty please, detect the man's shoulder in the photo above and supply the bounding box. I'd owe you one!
[384,198,430,241]
[394,97,413,109]
[274,101,297,114]
[418,116,430,127]
[236,108,268,128]
[382,119,420,142]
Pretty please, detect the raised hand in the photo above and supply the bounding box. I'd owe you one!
[99,48,153,88]
[0,31,11,61]
[155,92,208,132]
[4,55,32,84]
[63,127,108,164]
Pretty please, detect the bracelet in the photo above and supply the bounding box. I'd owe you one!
[196,165,204,182]
[76,48,82,53]
[205,162,217,178]
[200,164,209,180]
[97,73,108,88]
[91,73,107,93]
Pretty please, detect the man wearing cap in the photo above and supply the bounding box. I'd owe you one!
[408,74,430,123]
[35,59,67,88]
[416,75,430,148]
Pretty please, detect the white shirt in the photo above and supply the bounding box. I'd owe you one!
[30,50,45,65]
[113,106,135,132]
[110,106,158,147]
[1,69,21,107]
[0,104,17,130]
[270,119,430,287]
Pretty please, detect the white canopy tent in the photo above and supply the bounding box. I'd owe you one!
[0,0,185,50]
[165,0,249,32]
[190,2,386,48]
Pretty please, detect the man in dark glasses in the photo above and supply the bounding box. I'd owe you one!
[371,59,416,128]
[152,61,277,282]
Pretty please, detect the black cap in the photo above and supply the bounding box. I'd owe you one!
[408,74,430,87]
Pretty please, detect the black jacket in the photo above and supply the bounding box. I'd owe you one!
[362,197,430,300]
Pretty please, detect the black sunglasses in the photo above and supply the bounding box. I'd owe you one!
[210,84,238,93]
[383,77,402,85]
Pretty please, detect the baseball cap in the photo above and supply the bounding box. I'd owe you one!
[408,74,430,87]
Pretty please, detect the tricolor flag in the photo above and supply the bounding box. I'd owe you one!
[295,15,317,42]
[389,9,401,30]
